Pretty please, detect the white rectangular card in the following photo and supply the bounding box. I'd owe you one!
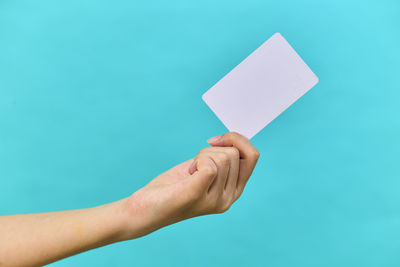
[202,33,319,139]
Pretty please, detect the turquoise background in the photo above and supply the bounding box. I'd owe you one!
[1,0,399,266]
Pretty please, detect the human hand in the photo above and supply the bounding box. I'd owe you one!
[0,132,259,266]
[121,132,260,239]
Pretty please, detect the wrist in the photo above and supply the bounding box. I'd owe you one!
[113,195,158,241]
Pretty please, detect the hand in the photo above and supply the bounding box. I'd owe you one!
[0,132,259,266]
[122,132,260,239]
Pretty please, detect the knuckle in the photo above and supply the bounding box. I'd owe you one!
[228,131,240,137]
[216,153,229,165]
[203,164,217,177]
[216,202,231,214]
[234,188,243,201]
[227,147,240,159]
[251,148,260,160]
[227,131,243,140]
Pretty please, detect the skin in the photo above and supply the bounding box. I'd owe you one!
[0,132,259,266]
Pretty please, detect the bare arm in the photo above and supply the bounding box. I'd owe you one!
[0,132,259,266]
[0,201,131,266]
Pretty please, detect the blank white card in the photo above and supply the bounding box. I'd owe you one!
[202,33,319,139]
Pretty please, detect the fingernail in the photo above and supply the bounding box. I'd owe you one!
[207,135,222,144]
[189,159,198,175]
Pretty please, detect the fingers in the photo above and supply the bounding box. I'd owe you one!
[190,149,231,193]
[207,132,260,163]
[185,133,259,215]
[207,132,260,199]
[188,155,218,192]
[198,147,240,193]
[188,146,240,214]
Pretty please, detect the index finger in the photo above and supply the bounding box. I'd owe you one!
[207,132,260,163]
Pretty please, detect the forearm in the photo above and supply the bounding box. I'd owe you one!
[0,199,131,267]
[0,133,259,266]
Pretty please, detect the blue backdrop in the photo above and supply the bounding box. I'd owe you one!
[1,0,399,266]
